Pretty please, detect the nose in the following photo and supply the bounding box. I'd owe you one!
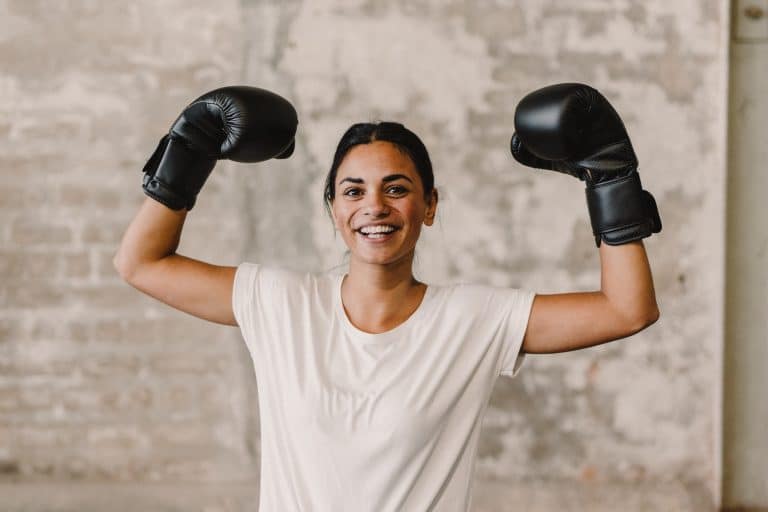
[363,190,389,217]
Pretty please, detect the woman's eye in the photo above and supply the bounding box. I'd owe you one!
[386,185,407,195]
[343,188,362,197]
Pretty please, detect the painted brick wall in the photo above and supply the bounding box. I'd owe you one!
[0,0,259,485]
[0,0,729,510]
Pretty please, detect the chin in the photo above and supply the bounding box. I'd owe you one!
[352,248,415,267]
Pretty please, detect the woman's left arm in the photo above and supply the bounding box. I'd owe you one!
[510,83,663,354]
[521,240,659,354]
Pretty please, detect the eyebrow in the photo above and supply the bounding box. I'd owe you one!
[338,174,414,185]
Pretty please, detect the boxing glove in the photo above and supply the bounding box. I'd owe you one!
[510,83,661,247]
[142,86,298,211]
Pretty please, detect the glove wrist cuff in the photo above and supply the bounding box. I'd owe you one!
[142,174,189,211]
[141,136,216,211]
[585,172,662,247]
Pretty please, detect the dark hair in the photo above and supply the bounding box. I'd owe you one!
[323,122,434,216]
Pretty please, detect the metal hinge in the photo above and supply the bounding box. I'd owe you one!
[735,0,768,41]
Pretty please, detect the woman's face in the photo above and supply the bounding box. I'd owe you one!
[331,140,437,268]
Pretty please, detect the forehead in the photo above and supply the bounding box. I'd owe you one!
[336,141,418,180]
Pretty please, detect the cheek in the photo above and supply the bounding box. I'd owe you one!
[403,203,426,224]
[331,205,350,230]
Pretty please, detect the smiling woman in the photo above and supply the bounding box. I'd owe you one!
[114,88,660,511]
[328,129,438,334]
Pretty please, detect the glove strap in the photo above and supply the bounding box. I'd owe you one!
[141,135,215,211]
[142,173,189,211]
[585,172,662,247]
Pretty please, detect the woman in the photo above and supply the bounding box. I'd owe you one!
[114,85,660,511]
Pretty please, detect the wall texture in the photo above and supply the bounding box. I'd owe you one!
[0,0,260,497]
[0,0,730,510]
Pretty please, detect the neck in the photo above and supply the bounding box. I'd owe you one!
[341,251,426,333]
[347,251,416,288]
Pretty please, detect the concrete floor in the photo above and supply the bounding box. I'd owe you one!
[0,479,713,512]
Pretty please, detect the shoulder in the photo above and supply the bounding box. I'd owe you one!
[235,262,338,293]
[436,281,531,302]
[427,281,534,318]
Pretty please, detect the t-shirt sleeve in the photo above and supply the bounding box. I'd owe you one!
[232,262,270,356]
[497,289,536,378]
[231,262,308,359]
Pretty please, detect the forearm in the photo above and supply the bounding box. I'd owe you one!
[113,198,188,279]
[599,240,659,326]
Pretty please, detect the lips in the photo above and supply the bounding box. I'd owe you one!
[356,224,400,240]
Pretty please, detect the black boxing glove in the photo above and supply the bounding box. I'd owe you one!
[142,86,298,211]
[510,83,661,247]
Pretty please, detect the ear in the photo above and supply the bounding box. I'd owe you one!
[424,188,438,226]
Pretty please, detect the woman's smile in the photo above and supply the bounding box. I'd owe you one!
[356,223,400,241]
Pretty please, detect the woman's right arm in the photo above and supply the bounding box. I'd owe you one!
[113,198,238,326]
[113,86,297,326]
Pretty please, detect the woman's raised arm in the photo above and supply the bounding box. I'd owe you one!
[522,240,659,354]
[113,85,298,326]
[113,198,238,326]
[509,83,662,353]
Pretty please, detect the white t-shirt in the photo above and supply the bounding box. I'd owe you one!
[232,263,535,512]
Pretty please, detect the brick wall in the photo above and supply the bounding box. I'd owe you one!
[0,0,257,485]
[0,0,730,510]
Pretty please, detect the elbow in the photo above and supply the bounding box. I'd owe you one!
[112,251,136,283]
[642,307,660,329]
[649,306,661,325]
[628,306,660,333]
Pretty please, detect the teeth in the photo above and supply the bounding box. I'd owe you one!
[359,225,396,234]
